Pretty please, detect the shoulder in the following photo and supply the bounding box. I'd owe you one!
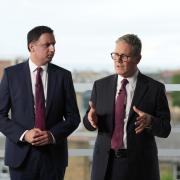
[48,63,71,75]
[139,72,165,89]
[4,60,28,75]
[48,63,73,82]
[94,74,116,85]
[90,74,117,91]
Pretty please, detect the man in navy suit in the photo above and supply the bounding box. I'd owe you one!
[83,34,171,180]
[0,26,80,180]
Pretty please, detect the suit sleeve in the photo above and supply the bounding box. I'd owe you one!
[150,84,171,138]
[83,81,97,131]
[49,72,80,141]
[0,70,25,143]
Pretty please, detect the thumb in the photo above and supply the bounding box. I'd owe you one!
[89,101,96,111]
[33,128,42,132]
[133,106,143,116]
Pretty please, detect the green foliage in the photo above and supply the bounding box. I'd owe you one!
[171,74,180,84]
[160,174,172,180]
[171,74,180,107]
[160,169,173,180]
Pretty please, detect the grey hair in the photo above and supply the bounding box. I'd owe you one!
[116,34,142,56]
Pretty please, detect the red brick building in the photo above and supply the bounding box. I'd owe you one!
[0,58,24,79]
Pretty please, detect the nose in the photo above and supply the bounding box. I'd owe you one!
[114,59,123,64]
[49,44,55,52]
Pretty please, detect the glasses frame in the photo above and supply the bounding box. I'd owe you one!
[111,52,131,63]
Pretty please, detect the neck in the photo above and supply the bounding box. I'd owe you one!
[123,68,138,78]
[30,56,46,66]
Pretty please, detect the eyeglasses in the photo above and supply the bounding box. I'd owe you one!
[111,52,131,63]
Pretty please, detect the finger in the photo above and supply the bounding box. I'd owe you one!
[33,128,42,134]
[135,121,145,134]
[135,120,142,126]
[88,112,94,122]
[37,135,50,145]
[137,115,150,127]
[32,129,43,138]
[135,125,145,134]
[33,133,47,142]
[89,119,97,128]
[135,127,144,134]
[133,106,144,116]
[33,128,41,132]
[135,122,144,130]
[33,132,44,139]
[33,133,42,139]
[32,139,48,146]
[32,138,48,145]
[136,115,146,121]
[32,135,48,145]
[88,111,97,125]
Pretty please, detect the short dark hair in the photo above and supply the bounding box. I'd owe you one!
[116,34,142,57]
[27,25,53,51]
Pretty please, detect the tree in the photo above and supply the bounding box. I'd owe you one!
[171,74,180,107]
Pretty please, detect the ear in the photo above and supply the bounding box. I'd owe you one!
[29,42,35,52]
[135,54,141,64]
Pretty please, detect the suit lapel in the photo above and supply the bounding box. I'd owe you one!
[111,74,118,110]
[128,72,149,122]
[23,61,35,127]
[107,74,118,131]
[46,63,56,116]
[23,61,34,105]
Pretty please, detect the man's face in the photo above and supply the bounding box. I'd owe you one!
[113,41,140,77]
[29,33,56,65]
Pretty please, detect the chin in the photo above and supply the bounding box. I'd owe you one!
[117,71,129,78]
[48,58,53,62]
[46,57,53,63]
[116,69,124,75]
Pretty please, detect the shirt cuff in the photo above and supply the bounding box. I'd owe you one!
[49,131,56,144]
[19,130,29,141]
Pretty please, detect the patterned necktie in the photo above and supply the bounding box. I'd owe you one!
[111,78,129,150]
[35,67,45,130]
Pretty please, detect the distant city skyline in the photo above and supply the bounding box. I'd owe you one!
[0,0,180,72]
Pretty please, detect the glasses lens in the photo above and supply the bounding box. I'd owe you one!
[121,54,128,62]
[111,53,119,60]
[111,53,129,62]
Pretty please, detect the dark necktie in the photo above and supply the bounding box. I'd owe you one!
[111,78,129,150]
[35,67,45,130]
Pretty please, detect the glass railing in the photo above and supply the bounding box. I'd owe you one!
[0,83,180,180]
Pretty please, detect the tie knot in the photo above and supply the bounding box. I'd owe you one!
[36,67,43,74]
[121,79,128,87]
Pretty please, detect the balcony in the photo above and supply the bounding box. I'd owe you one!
[0,84,180,180]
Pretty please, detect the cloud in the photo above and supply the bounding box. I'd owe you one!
[0,0,179,72]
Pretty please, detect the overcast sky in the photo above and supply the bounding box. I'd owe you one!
[0,0,180,72]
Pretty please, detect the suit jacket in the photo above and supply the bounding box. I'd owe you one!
[0,60,80,169]
[83,72,171,180]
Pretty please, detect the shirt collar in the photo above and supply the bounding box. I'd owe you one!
[117,69,139,88]
[28,58,48,73]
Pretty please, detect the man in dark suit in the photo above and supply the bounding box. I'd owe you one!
[83,34,171,180]
[0,26,80,180]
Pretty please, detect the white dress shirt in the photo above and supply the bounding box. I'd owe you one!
[116,70,139,148]
[29,59,48,104]
[20,59,55,143]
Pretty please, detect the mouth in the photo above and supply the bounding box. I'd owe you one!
[48,54,54,59]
